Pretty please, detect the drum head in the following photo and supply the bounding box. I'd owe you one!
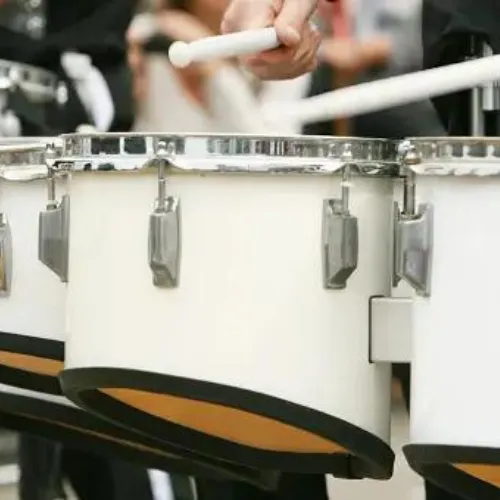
[405,445,500,498]
[0,391,279,489]
[61,368,394,480]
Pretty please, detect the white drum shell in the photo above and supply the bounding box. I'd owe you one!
[65,172,393,443]
[410,176,500,448]
[0,179,65,340]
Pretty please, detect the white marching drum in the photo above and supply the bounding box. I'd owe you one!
[59,133,397,477]
[0,383,278,488]
[396,138,500,498]
[0,139,65,394]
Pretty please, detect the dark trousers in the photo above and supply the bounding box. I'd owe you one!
[18,435,155,500]
[196,473,329,500]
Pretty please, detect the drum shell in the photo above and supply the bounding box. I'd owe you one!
[64,170,393,466]
[409,176,500,448]
[401,174,500,497]
[0,178,65,392]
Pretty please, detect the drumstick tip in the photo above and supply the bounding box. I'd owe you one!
[169,41,191,68]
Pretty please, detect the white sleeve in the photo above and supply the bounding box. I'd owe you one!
[203,65,272,133]
[60,52,115,132]
[258,75,312,134]
[204,66,311,134]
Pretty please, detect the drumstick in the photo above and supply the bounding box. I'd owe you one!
[169,27,279,68]
[331,0,353,136]
[265,54,500,124]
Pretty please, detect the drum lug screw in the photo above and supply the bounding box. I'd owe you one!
[393,141,433,297]
[56,81,69,106]
[393,203,433,297]
[0,212,12,296]
[38,143,69,283]
[148,140,181,288]
[322,153,359,290]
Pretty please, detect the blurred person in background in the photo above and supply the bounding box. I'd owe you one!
[128,0,342,135]
[0,0,136,135]
[304,0,445,139]
[422,0,500,136]
[127,0,394,135]
[128,0,276,134]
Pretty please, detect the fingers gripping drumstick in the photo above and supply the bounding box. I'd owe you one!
[266,54,500,124]
[168,27,280,68]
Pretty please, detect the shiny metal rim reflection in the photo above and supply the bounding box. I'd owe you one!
[0,134,402,181]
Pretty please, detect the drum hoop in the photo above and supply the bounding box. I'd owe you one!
[401,137,500,177]
[0,138,62,182]
[55,133,400,177]
[0,59,59,100]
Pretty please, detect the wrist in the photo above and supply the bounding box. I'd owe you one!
[199,61,225,80]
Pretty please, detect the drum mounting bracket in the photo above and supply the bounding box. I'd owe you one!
[0,213,12,296]
[148,141,181,288]
[149,197,181,288]
[38,145,69,283]
[393,203,433,297]
[322,198,358,290]
[369,296,412,363]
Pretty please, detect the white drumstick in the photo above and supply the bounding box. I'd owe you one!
[169,27,279,68]
[264,54,500,124]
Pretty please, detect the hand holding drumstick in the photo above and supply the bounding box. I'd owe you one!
[168,0,320,79]
[169,0,390,84]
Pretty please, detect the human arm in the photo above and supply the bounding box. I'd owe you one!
[220,0,321,80]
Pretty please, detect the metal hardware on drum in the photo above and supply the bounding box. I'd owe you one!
[322,144,359,290]
[38,144,69,283]
[467,37,487,135]
[0,212,12,296]
[369,297,412,364]
[0,59,66,105]
[479,42,500,112]
[56,82,68,107]
[393,141,433,297]
[148,140,181,288]
[467,38,500,136]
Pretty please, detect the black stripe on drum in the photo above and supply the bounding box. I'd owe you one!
[0,391,280,490]
[0,332,64,395]
[405,444,500,500]
[60,367,395,480]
